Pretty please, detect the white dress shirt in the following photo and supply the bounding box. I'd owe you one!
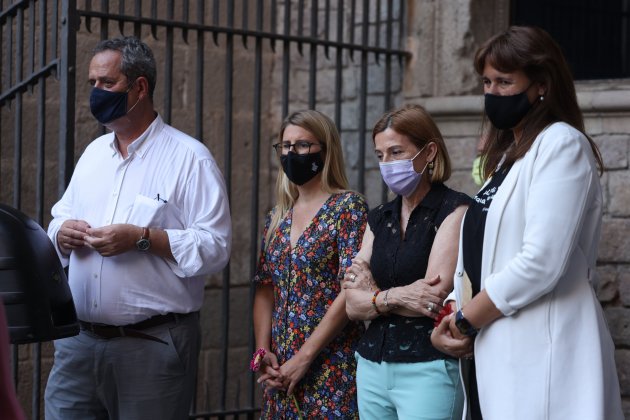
[48,115,232,325]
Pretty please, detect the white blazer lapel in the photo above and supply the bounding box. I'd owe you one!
[480,158,522,288]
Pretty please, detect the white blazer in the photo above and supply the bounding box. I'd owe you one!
[453,122,623,420]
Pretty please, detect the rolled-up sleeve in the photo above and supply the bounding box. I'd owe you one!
[165,158,232,277]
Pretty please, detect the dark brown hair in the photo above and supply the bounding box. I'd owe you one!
[372,104,452,182]
[474,26,603,178]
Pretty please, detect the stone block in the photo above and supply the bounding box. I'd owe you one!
[615,349,630,397]
[618,269,630,307]
[605,307,630,347]
[596,265,619,303]
[599,219,630,263]
[593,134,629,170]
[609,171,630,217]
[444,136,478,170]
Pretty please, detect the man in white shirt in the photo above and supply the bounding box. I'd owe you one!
[44,37,231,420]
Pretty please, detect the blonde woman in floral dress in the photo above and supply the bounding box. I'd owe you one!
[252,110,367,419]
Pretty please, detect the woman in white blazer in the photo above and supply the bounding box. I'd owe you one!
[431,26,624,420]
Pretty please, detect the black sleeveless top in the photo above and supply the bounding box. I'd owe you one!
[356,183,471,363]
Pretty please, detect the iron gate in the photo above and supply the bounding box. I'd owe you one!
[0,0,410,418]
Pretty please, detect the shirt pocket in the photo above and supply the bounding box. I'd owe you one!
[126,194,167,227]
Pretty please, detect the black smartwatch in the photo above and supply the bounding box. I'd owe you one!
[455,309,478,337]
[136,227,151,251]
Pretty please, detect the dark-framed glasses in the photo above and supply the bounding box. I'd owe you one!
[272,140,320,157]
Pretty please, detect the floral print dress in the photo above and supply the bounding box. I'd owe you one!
[254,191,367,419]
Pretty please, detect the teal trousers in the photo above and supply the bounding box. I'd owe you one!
[356,353,464,420]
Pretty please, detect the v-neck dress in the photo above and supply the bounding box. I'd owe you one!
[254,191,368,419]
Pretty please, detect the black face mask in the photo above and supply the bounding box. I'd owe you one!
[484,89,533,130]
[89,81,136,125]
[280,151,324,185]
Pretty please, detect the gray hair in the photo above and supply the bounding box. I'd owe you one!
[93,36,157,99]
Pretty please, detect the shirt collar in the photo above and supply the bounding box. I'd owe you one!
[387,182,447,221]
[108,113,163,159]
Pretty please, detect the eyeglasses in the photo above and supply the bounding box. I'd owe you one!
[272,140,321,157]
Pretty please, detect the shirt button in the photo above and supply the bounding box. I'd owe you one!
[457,271,463,276]
[93,274,98,279]
[93,301,98,308]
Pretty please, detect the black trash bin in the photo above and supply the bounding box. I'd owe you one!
[0,204,79,344]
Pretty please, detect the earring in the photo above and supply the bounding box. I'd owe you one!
[539,95,544,101]
[428,161,434,176]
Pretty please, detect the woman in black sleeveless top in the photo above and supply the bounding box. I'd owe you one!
[343,104,470,419]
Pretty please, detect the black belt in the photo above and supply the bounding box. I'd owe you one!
[79,312,196,345]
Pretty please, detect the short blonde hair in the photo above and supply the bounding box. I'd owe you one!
[372,104,452,183]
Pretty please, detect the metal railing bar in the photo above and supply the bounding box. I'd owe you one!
[58,0,77,196]
[133,0,141,38]
[281,0,290,118]
[75,10,411,58]
[189,407,261,419]
[118,0,125,35]
[194,0,204,142]
[99,0,109,42]
[28,0,34,94]
[308,0,317,109]
[357,0,369,194]
[51,0,58,77]
[163,0,174,124]
[182,0,189,43]
[247,1,263,414]
[333,0,343,128]
[219,1,235,415]
[14,5,24,210]
[0,0,29,24]
[0,61,58,107]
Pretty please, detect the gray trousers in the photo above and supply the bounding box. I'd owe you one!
[45,312,200,420]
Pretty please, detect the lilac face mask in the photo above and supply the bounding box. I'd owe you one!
[379,146,429,196]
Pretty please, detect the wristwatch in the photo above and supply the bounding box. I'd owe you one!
[455,309,478,337]
[136,227,151,251]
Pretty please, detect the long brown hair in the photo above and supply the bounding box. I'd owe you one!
[474,26,603,178]
[372,104,452,183]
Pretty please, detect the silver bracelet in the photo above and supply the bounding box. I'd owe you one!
[384,289,390,310]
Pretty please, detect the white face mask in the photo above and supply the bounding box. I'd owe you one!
[378,146,429,196]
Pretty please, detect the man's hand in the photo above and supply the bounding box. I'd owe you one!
[84,224,140,257]
[57,220,91,255]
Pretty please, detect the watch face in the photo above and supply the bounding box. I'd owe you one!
[136,238,151,251]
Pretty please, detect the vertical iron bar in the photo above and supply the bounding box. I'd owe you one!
[5,10,13,102]
[308,0,317,109]
[241,0,248,47]
[195,0,205,142]
[37,0,48,247]
[350,0,356,46]
[134,0,141,38]
[220,1,235,418]
[334,0,344,128]
[281,0,290,118]
[32,343,41,420]
[59,0,77,195]
[357,0,369,194]
[182,0,189,42]
[247,1,263,417]
[28,0,35,94]
[382,0,393,204]
[164,0,174,123]
[100,0,109,40]
[51,0,59,77]
[118,0,125,35]
[14,4,24,210]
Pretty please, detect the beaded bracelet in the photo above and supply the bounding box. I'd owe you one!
[372,289,382,315]
[250,348,267,372]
